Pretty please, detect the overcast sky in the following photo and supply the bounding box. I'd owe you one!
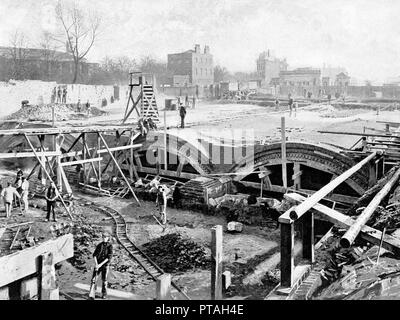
[0,0,399,83]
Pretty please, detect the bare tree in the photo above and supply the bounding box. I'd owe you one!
[54,1,101,83]
[7,30,30,80]
[37,31,59,81]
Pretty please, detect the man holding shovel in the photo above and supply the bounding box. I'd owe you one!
[89,231,113,299]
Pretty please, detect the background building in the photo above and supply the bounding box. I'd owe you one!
[256,50,288,87]
[0,46,98,83]
[167,44,213,87]
[279,67,321,97]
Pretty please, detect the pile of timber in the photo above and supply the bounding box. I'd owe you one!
[180,177,220,203]
[347,165,400,216]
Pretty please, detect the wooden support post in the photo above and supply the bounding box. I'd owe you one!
[164,107,168,170]
[156,274,171,300]
[302,211,315,263]
[211,225,223,300]
[24,134,73,219]
[369,160,377,187]
[98,132,140,205]
[40,252,59,300]
[97,135,102,189]
[280,221,294,288]
[55,135,62,191]
[82,133,86,184]
[281,117,287,190]
[83,140,100,182]
[292,163,302,190]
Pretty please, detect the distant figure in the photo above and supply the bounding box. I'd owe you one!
[1,182,20,218]
[275,98,280,111]
[86,100,91,116]
[288,96,294,113]
[45,184,57,222]
[327,93,332,105]
[51,87,57,103]
[57,87,62,103]
[192,96,196,109]
[179,104,187,128]
[21,177,29,214]
[185,94,189,107]
[62,87,67,104]
[77,99,81,113]
[307,91,312,99]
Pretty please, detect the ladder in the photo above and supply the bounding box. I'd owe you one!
[141,84,160,123]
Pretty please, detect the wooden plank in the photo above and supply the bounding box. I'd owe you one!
[0,234,73,288]
[59,165,73,195]
[211,225,223,300]
[0,151,61,159]
[285,193,400,255]
[129,165,199,180]
[291,152,377,220]
[60,157,103,167]
[302,212,315,263]
[0,125,138,136]
[97,144,142,154]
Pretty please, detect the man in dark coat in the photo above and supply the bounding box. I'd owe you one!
[179,105,187,128]
[89,231,113,299]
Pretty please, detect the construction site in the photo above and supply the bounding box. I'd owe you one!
[0,70,399,302]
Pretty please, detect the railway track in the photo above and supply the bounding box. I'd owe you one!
[75,198,191,300]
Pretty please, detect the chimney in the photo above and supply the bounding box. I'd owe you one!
[195,44,200,53]
[204,45,210,54]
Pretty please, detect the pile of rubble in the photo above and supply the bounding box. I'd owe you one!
[67,222,103,271]
[6,104,107,121]
[316,245,400,299]
[142,233,210,273]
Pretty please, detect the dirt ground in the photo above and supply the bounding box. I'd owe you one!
[57,193,282,300]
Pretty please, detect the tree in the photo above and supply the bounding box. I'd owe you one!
[138,55,168,84]
[214,65,229,83]
[54,1,101,83]
[37,31,60,81]
[7,30,30,80]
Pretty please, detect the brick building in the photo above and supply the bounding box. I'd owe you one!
[167,44,214,87]
[256,50,288,86]
[0,46,98,83]
[279,67,321,97]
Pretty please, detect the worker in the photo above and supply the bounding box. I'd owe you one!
[185,94,189,107]
[86,100,91,116]
[192,96,196,109]
[156,184,170,225]
[21,177,29,214]
[62,87,67,104]
[89,231,113,299]
[77,99,81,113]
[275,97,280,111]
[45,184,58,222]
[15,169,23,207]
[327,93,332,105]
[57,86,62,103]
[1,182,20,218]
[179,104,187,129]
